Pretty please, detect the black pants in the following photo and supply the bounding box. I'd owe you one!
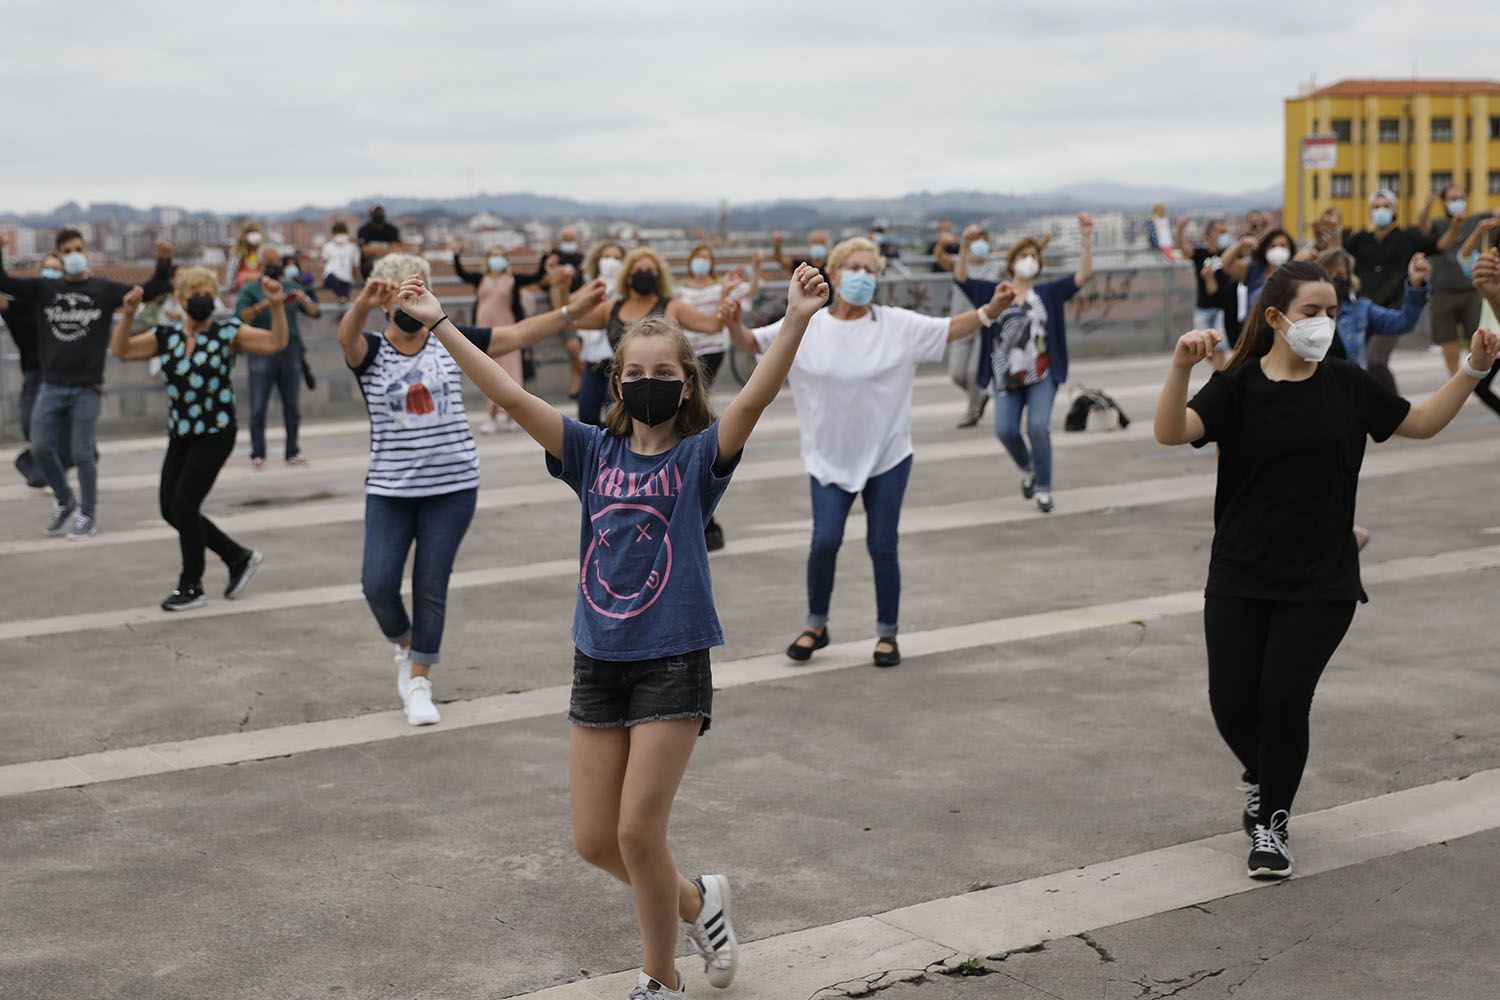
[1203,596,1356,823]
[1474,362,1500,419]
[160,430,248,590]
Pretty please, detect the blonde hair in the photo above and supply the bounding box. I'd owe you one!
[604,316,714,439]
[173,265,220,299]
[233,221,262,259]
[583,240,626,281]
[369,253,432,286]
[687,241,716,278]
[617,247,676,299]
[826,237,885,276]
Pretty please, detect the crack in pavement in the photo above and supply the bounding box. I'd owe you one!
[1076,932,1116,963]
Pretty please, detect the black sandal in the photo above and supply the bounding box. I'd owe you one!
[786,628,829,662]
[873,637,901,668]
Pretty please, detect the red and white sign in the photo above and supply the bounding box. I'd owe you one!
[1301,134,1339,170]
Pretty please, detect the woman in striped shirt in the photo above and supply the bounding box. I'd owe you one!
[338,253,605,726]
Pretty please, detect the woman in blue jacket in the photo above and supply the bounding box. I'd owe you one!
[959,213,1094,513]
[1315,249,1429,367]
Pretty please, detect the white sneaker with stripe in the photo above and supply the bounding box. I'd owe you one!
[682,874,738,988]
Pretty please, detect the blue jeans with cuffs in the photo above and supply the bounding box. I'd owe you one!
[361,487,477,665]
[806,454,912,639]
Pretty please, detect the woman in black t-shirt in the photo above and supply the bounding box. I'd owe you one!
[1154,260,1500,882]
[111,267,290,612]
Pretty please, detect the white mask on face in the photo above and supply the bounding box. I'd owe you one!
[1265,246,1292,267]
[1012,255,1040,280]
[597,257,623,283]
[246,232,263,247]
[1278,313,1335,362]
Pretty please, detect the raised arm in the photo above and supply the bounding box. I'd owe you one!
[1417,192,1439,231]
[1395,328,1500,438]
[1153,329,1220,445]
[1435,212,1468,253]
[946,280,1016,343]
[1473,248,1500,314]
[234,278,289,355]
[109,286,161,361]
[1460,217,1497,258]
[0,235,43,296]
[451,247,482,287]
[139,241,175,301]
[954,224,983,284]
[1367,255,1430,338]
[338,278,394,367]
[396,276,565,458]
[716,265,828,470]
[666,297,725,333]
[1219,236,1254,282]
[1074,213,1095,286]
[486,280,607,356]
[722,302,762,356]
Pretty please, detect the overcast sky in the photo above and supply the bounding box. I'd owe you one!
[5,0,1497,214]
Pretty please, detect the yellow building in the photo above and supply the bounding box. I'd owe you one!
[1283,79,1500,239]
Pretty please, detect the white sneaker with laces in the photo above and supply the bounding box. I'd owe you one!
[682,874,738,988]
[404,675,440,726]
[394,644,413,702]
[46,501,77,536]
[66,513,97,540]
[627,972,685,999]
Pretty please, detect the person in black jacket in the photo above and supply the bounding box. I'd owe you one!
[1,247,65,486]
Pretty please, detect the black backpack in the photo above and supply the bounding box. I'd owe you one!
[1064,386,1130,432]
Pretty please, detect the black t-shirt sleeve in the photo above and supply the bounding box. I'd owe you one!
[154,325,170,356]
[1357,365,1411,442]
[350,332,381,375]
[456,324,492,352]
[1186,369,1237,448]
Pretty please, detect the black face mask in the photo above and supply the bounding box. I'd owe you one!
[372,212,386,224]
[185,294,216,322]
[392,307,425,334]
[619,377,684,427]
[630,271,659,296]
[1333,277,1352,301]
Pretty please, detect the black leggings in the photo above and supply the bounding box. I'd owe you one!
[1203,597,1356,823]
[159,431,247,590]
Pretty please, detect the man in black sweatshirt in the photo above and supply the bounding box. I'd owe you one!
[0,248,66,487]
[0,228,172,539]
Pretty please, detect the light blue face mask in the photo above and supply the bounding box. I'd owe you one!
[689,257,711,277]
[808,244,828,261]
[969,240,991,261]
[1371,207,1394,228]
[41,266,63,280]
[62,251,88,276]
[1447,199,1468,217]
[1217,233,1232,250]
[838,269,877,306]
[559,241,579,254]
[1460,251,1479,278]
[488,256,509,273]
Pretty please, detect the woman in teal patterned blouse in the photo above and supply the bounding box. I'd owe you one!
[111,266,289,611]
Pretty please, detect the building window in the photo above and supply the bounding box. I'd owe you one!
[1431,172,1453,193]
[1379,118,1401,143]
[1491,117,1500,140]
[1379,173,1402,195]
[1432,117,1453,142]
[1490,171,1500,195]
[1331,175,1354,198]
[1312,175,1320,199]
[1330,119,1352,143]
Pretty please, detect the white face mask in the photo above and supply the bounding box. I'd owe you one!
[1278,313,1335,362]
[1265,246,1292,267]
[597,257,623,283]
[246,232,263,247]
[1012,255,1040,280]
[334,233,349,244]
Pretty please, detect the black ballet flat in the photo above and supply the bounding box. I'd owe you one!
[786,628,829,662]
[873,637,901,668]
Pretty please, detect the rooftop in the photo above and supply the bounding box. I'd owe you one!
[1303,78,1500,98]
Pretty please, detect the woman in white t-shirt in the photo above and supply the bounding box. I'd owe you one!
[675,242,761,385]
[726,237,1015,667]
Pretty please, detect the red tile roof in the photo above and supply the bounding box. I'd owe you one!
[1309,79,1500,97]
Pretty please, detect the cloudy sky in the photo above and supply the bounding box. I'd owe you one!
[5,0,1497,214]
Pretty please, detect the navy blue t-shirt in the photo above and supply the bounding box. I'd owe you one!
[547,417,740,660]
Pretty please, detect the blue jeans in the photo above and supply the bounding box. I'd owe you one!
[807,454,912,638]
[32,383,101,517]
[578,361,611,425]
[361,488,477,665]
[993,377,1058,492]
[248,343,303,460]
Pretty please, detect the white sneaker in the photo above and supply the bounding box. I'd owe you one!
[478,416,501,435]
[45,501,76,536]
[65,513,97,540]
[627,972,685,999]
[682,874,738,988]
[404,675,440,726]
[394,644,413,702]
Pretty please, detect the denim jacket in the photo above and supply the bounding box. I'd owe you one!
[1336,283,1427,368]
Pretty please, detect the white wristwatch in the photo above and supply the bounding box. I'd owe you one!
[1460,353,1493,380]
[976,306,996,328]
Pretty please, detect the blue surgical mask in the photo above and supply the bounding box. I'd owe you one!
[1371,207,1394,228]
[559,241,579,254]
[838,269,877,307]
[1447,199,1467,217]
[1216,233,1232,250]
[40,266,63,280]
[487,256,509,273]
[969,239,990,261]
[872,233,887,246]
[808,243,828,261]
[689,257,711,277]
[62,251,88,276]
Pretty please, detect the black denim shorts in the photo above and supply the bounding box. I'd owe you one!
[568,647,713,736]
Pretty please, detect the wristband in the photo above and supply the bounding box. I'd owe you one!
[427,314,450,333]
[976,306,996,328]
[1460,353,1493,380]
[561,304,573,327]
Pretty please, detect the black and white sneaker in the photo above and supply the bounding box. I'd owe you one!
[1020,472,1036,500]
[627,972,685,999]
[682,874,738,988]
[1237,780,1260,837]
[1035,491,1055,514]
[45,500,77,536]
[1247,810,1293,880]
[161,586,207,612]
[225,550,263,599]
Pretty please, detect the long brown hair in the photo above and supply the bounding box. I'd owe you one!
[1225,260,1333,370]
[604,316,715,438]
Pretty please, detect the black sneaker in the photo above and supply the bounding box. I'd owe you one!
[1247,810,1293,880]
[45,500,77,536]
[1238,780,1260,837]
[1020,473,1036,500]
[225,550,264,600]
[704,519,725,552]
[162,586,207,612]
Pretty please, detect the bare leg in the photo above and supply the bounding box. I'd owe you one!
[1442,340,1461,376]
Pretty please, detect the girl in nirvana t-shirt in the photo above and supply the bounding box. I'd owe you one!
[1154,260,1500,881]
